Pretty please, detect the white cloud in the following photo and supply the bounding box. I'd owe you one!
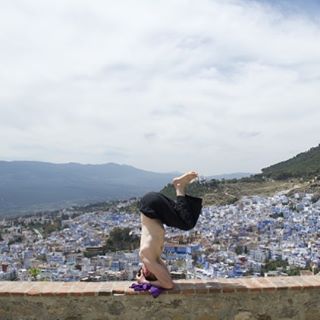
[0,0,320,175]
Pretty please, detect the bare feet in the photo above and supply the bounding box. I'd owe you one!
[172,171,198,196]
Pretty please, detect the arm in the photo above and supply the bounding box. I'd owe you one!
[158,257,171,277]
[140,256,174,289]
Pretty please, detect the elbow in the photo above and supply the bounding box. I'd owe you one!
[161,279,174,290]
[163,280,174,290]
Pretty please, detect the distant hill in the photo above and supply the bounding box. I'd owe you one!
[261,144,320,179]
[160,175,305,206]
[0,161,179,216]
[160,144,320,206]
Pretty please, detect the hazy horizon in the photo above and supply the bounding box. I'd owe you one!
[0,159,255,177]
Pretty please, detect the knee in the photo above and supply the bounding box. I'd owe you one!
[141,191,157,201]
[140,192,160,206]
[139,192,157,210]
[163,281,174,290]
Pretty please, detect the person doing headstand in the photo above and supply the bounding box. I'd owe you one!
[136,171,203,289]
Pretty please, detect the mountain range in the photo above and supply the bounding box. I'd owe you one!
[1,143,319,216]
[0,161,179,215]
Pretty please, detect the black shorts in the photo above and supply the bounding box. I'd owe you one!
[138,191,203,231]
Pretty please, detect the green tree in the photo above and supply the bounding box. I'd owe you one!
[235,245,243,255]
[28,267,41,281]
[102,227,139,253]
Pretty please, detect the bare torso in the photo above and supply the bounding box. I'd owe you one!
[137,172,199,289]
[140,213,165,261]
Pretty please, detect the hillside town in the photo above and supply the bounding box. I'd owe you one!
[0,190,320,282]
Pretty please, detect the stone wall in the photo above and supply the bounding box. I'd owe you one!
[0,276,320,320]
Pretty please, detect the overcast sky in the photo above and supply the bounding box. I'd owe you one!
[1,0,320,176]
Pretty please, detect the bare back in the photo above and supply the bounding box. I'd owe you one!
[140,213,165,261]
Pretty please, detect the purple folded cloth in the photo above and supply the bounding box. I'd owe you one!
[129,282,164,298]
